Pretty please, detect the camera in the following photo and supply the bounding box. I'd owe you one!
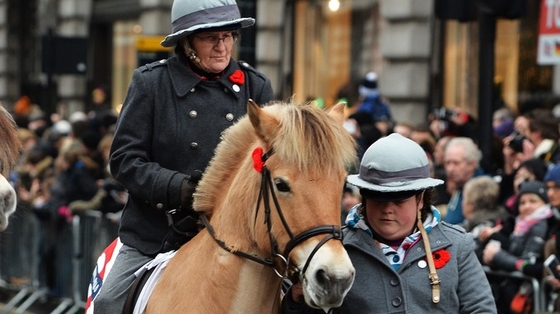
[432,108,456,120]
[508,131,526,153]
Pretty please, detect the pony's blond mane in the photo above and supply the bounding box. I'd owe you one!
[0,105,20,177]
[195,101,357,215]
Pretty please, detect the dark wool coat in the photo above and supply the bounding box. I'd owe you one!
[110,56,273,255]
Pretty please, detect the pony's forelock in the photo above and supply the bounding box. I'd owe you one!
[271,102,356,173]
[194,101,357,214]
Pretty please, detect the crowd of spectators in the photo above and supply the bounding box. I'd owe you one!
[4,97,125,300]
[342,84,560,313]
[6,89,560,313]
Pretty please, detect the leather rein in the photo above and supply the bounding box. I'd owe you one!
[200,148,343,280]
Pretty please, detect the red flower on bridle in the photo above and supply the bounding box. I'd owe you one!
[252,147,265,173]
[229,70,245,85]
[430,249,451,269]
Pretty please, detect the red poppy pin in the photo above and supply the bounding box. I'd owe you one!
[431,249,451,269]
[252,147,265,173]
[229,70,245,85]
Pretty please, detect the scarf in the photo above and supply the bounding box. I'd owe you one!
[346,205,441,270]
[513,204,552,236]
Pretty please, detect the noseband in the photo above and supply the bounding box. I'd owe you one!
[201,147,343,281]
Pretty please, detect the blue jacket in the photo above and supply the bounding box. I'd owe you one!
[356,95,391,122]
[444,168,487,225]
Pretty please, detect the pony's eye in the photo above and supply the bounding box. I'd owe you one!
[274,178,290,192]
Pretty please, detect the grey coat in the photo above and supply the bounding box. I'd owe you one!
[283,221,497,313]
[110,55,273,255]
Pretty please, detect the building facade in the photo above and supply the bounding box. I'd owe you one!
[0,0,555,129]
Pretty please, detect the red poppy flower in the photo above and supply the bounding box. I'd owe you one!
[252,147,265,172]
[229,70,245,85]
[431,249,451,269]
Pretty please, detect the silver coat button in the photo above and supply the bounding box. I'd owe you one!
[190,142,198,149]
[232,84,240,92]
[225,113,234,121]
[189,110,197,118]
[190,87,195,92]
[156,203,163,209]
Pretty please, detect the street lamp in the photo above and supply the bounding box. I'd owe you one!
[328,0,340,12]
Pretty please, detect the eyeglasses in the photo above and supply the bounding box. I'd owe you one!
[194,32,239,46]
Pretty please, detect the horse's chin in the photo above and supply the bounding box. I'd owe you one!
[0,175,16,232]
[302,280,347,313]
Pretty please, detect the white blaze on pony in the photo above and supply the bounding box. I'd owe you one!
[145,100,356,313]
[0,105,20,231]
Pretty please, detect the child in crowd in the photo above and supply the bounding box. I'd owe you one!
[483,181,551,313]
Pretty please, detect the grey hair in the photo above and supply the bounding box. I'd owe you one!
[462,176,499,210]
[445,137,482,167]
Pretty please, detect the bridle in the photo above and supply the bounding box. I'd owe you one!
[200,147,343,281]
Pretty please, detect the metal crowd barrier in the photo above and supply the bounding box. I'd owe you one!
[0,206,120,314]
[0,205,43,314]
[483,266,547,313]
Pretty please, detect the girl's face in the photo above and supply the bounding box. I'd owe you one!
[365,195,422,241]
[517,193,546,219]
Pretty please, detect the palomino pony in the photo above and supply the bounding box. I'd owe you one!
[0,105,20,231]
[146,100,357,313]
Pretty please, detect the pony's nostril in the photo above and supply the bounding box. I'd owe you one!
[315,269,329,286]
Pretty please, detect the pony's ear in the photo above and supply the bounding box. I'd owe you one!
[328,102,346,126]
[247,99,279,143]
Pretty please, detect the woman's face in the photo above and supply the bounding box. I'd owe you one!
[513,167,536,193]
[189,31,236,73]
[365,195,422,241]
[547,182,560,209]
[517,193,545,219]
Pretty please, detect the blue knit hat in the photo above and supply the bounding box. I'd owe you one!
[545,164,560,186]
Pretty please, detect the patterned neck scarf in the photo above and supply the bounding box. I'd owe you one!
[345,204,441,270]
[514,203,552,236]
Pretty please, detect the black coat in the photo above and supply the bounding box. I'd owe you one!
[110,56,274,255]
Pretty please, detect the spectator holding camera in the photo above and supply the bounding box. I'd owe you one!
[429,106,477,140]
[523,108,560,167]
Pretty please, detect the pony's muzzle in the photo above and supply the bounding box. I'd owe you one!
[302,256,355,311]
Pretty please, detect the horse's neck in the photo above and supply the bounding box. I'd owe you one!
[229,256,283,313]
[148,231,283,313]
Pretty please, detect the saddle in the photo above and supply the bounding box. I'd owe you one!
[122,251,176,314]
[123,267,155,314]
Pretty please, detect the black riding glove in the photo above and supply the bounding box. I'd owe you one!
[180,170,203,210]
[163,170,203,252]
